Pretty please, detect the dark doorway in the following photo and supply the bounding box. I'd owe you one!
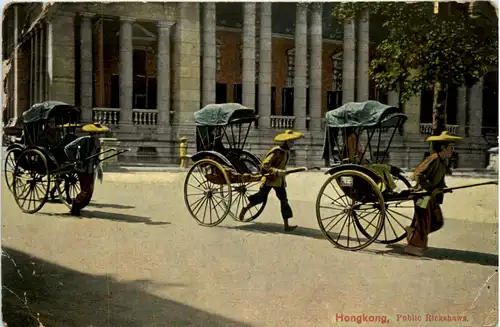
[282,87,294,116]
[110,74,119,108]
[233,84,242,104]
[216,83,227,103]
[327,91,342,110]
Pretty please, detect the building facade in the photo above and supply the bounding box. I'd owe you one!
[3,2,498,168]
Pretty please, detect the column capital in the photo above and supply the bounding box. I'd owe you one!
[297,3,308,10]
[120,16,136,23]
[311,3,323,12]
[157,20,175,29]
[80,12,95,19]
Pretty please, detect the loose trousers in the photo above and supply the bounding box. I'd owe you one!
[247,185,293,220]
[71,173,95,213]
[408,199,444,249]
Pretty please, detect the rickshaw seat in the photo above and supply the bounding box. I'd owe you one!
[366,164,397,192]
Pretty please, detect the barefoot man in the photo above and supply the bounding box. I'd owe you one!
[239,130,304,232]
[405,131,461,256]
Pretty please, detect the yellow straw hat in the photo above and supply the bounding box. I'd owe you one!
[273,130,304,142]
[180,137,187,141]
[82,123,110,134]
[424,131,462,143]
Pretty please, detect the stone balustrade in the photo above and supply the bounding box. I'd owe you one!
[419,123,459,135]
[133,109,158,125]
[93,108,120,125]
[270,115,296,129]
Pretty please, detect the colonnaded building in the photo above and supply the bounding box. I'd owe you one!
[2,2,498,168]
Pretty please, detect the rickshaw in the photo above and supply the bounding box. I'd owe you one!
[183,103,268,226]
[316,100,497,251]
[10,101,127,214]
[3,117,25,192]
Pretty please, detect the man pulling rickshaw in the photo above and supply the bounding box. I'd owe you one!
[65,122,109,216]
[404,131,461,256]
[239,130,304,232]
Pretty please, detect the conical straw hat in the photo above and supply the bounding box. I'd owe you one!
[273,130,304,142]
[425,131,462,142]
[82,123,110,133]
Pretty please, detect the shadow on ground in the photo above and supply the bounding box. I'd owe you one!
[380,244,499,267]
[88,201,136,210]
[37,210,169,226]
[225,222,326,240]
[229,223,498,266]
[2,246,252,327]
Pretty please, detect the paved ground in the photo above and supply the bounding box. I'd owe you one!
[1,172,498,327]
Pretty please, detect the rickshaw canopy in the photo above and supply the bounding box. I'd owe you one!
[194,103,256,127]
[324,101,407,129]
[22,101,81,124]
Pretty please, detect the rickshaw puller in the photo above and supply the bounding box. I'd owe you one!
[70,123,108,216]
[405,131,461,256]
[239,130,304,232]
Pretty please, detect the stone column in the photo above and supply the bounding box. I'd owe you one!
[309,3,322,131]
[29,34,34,106]
[258,2,272,128]
[47,11,75,104]
[80,13,94,123]
[388,91,399,107]
[34,27,39,103]
[13,4,19,117]
[342,20,356,103]
[242,3,256,109]
[202,3,216,106]
[39,24,45,101]
[469,80,483,139]
[119,17,134,124]
[456,85,467,137]
[404,95,421,140]
[173,2,200,124]
[294,3,308,130]
[157,21,173,127]
[356,10,370,101]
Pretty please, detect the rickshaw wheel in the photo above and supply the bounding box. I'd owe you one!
[184,159,232,227]
[56,172,81,209]
[228,158,266,222]
[12,149,51,214]
[4,147,22,193]
[315,169,385,251]
[355,168,416,244]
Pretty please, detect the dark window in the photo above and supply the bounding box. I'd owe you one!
[282,87,294,116]
[216,83,227,103]
[233,84,242,104]
[134,75,147,108]
[110,74,119,108]
[147,77,157,110]
[133,49,147,76]
[327,91,342,110]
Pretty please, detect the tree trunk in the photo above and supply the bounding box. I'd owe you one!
[432,81,447,136]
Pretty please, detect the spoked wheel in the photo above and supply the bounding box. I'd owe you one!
[228,157,266,222]
[57,172,81,209]
[228,180,267,222]
[355,168,416,244]
[12,149,51,214]
[4,147,22,192]
[316,169,386,251]
[184,159,232,226]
